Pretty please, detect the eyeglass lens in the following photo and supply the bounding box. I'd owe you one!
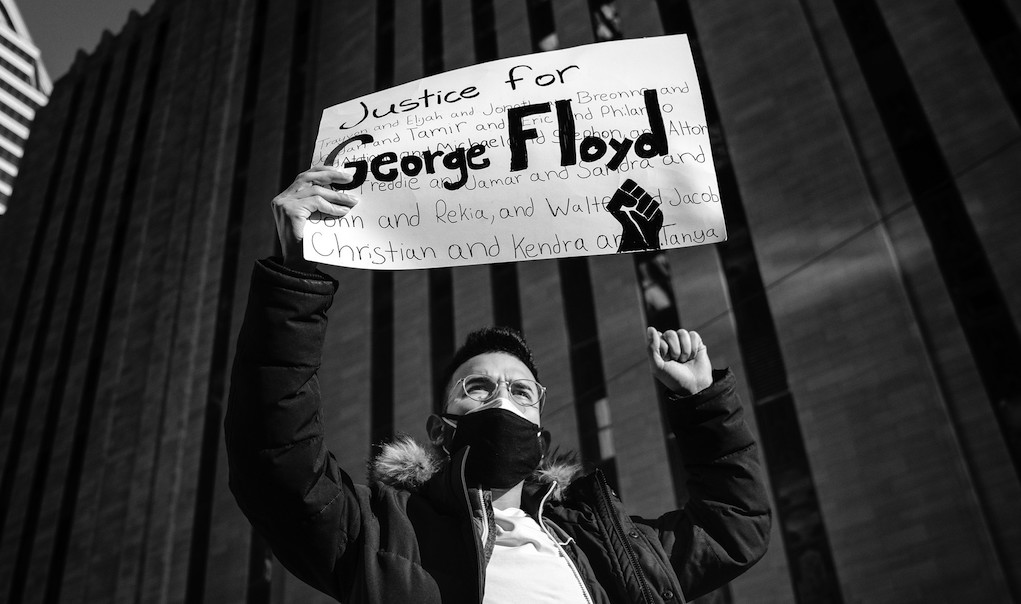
[463,375,542,406]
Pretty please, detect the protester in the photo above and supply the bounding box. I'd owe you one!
[225,166,770,603]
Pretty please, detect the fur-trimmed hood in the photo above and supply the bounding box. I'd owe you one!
[369,434,584,501]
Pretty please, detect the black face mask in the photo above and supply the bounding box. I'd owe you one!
[445,407,544,489]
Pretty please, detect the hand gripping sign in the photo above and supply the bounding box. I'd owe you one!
[306,34,725,270]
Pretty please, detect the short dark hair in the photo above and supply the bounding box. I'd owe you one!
[442,326,539,392]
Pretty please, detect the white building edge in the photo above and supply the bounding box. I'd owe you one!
[0,0,51,215]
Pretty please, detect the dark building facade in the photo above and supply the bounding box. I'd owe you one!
[1,0,1020,602]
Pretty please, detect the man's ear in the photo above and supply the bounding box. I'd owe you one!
[426,414,449,447]
[540,428,552,458]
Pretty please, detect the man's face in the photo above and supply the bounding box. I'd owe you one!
[444,352,542,426]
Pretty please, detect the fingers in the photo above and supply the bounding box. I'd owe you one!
[644,201,663,222]
[646,327,665,368]
[282,166,355,197]
[295,184,360,208]
[310,194,354,218]
[664,329,681,360]
[636,190,656,215]
[689,330,706,361]
[606,188,627,213]
[648,328,703,363]
[303,165,355,186]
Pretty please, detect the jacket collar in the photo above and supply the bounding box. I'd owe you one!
[369,434,584,503]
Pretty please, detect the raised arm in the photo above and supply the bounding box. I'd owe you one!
[641,327,771,600]
[224,168,360,597]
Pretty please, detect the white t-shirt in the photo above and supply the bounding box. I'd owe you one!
[483,506,591,603]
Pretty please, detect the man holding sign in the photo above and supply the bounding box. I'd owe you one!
[224,161,769,602]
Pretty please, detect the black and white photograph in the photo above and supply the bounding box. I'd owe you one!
[1,0,1019,602]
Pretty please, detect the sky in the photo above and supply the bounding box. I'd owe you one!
[18,0,157,82]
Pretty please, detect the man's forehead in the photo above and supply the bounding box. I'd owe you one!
[451,352,536,381]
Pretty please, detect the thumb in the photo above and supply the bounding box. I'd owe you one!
[689,330,709,365]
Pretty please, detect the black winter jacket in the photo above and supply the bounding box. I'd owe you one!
[225,258,770,603]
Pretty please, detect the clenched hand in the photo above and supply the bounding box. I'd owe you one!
[272,165,360,269]
[646,327,712,395]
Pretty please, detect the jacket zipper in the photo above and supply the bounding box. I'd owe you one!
[538,482,594,604]
[477,489,489,552]
[457,451,486,603]
[596,473,655,604]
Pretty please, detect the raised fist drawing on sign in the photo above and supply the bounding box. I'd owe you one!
[607,178,663,252]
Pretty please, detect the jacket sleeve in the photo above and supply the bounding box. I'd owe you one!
[224,258,364,599]
[639,368,771,600]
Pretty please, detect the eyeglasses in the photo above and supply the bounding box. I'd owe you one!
[452,374,547,410]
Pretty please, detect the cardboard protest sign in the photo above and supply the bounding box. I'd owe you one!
[306,34,724,270]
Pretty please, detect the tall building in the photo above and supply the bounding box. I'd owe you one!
[0,0,1019,603]
[0,0,50,215]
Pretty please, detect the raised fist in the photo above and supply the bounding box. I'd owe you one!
[646,327,712,395]
[607,179,663,252]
